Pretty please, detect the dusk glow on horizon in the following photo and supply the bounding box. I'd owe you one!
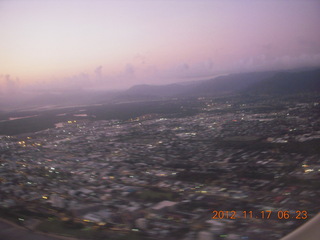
[1,0,320,91]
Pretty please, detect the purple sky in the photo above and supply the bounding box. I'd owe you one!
[1,0,320,92]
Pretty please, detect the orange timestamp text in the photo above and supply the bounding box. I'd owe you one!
[212,210,308,220]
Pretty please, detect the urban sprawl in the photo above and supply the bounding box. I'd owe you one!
[0,96,320,240]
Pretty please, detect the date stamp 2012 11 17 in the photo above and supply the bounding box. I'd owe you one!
[211,210,308,220]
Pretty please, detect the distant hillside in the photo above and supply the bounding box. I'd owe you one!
[123,69,320,99]
[124,71,276,99]
[184,71,275,96]
[2,68,319,111]
[245,69,320,95]
[125,83,190,98]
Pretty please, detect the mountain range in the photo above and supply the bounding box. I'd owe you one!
[1,68,319,111]
[123,68,320,99]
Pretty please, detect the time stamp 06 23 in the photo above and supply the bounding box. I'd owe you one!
[212,210,308,220]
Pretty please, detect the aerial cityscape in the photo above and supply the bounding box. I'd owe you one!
[1,1,320,240]
[1,84,320,239]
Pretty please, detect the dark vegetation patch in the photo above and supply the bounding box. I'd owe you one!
[0,100,199,135]
[216,139,320,154]
[130,188,179,202]
[175,171,219,183]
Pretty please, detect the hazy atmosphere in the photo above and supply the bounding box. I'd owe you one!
[1,0,320,93]
[1,1,320,240]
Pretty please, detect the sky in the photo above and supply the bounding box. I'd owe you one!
[1,0,320,93]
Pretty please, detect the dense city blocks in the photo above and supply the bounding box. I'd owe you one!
[1,94,319,240]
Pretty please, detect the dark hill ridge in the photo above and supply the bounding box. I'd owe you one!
[125,71,275,98]
[245,69,320,95]
[184,71,276,96]
[1,68,319,111]
[125,68,320,99]
[125,83,190,98]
